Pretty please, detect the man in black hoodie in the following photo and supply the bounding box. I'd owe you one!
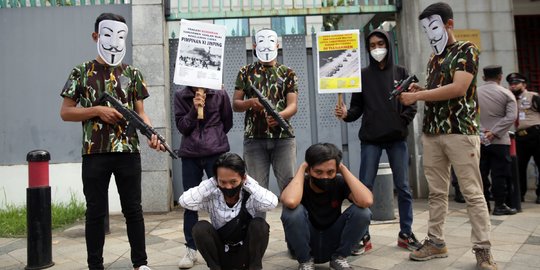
[335,29,420,253]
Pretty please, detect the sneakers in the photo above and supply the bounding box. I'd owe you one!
[398,232,422,251]
[351,233,372,255]
[178,246,197,269]
[492,204,517,216]
[137,266,152,270]
[409,238,448,261]
[473,248,497,270]
[329,256,353,270]
[298,258,315,270]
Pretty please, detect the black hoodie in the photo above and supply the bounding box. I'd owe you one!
[343,29,417,143]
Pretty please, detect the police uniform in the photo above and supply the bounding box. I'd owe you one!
[507,72,540,204]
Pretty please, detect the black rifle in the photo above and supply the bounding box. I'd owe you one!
[389,75,418,100]
[97,92,179,159]
[249,85,293,137]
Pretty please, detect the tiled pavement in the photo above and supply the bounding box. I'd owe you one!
[2,195,540,270]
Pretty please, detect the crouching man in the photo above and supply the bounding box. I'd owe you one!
[280,143,373,270]
[179,153,278,270]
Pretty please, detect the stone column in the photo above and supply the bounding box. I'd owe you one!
[132,0,173,212]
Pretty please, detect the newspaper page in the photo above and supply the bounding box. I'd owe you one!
[173,19,226,90]
[316,30,362,94]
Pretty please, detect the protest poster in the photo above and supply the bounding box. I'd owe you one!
[316,30,362,94]
[173,19,226,90]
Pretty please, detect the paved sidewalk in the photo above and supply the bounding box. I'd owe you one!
[1,196,540,270]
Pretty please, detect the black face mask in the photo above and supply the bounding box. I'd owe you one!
[219,184,243,198]
[311,177,336,191]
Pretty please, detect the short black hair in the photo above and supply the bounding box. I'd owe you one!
[213,152,246,178]
[483,65,502,80]
[418,2,453,24]
[305,143,342,168]
[94,13,126,33]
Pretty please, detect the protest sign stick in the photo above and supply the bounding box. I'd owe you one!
[337,93,343,106]
[196,88,204,119]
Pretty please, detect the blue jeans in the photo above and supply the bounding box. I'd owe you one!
[359,140,414,234]
[243,138,296,191]
[281,204,370,264]
[181,154,221,250]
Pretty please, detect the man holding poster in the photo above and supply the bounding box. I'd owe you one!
[233,28,298,208]
[172,19,233,269]
[335,29,420,254]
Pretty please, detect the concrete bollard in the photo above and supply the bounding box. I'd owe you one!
[371,163,396,221]
[26,150,54,270]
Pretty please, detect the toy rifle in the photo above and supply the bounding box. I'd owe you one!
[249,85,293,137]
[389,74,418,100]
[97,92,179,159]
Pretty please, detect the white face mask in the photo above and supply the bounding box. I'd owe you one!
[97,20,128,66]
[370,48,387,62]
[255,29,278,63]
[420,15,448,55]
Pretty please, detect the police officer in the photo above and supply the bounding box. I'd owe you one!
[507,72,540,204]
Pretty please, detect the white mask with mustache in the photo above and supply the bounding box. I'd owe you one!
[255,29,278,63]
[97,20,128,66]
[420,15,448,55]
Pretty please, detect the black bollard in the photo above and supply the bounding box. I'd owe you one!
[509,132,522,212]
[26,150,54,270]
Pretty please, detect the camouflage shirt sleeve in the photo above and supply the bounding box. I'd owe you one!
[60,65,83,102]
[128,66,149,101]
[235,66,247,92]
[456,42,479,75]
[284,68,298,95]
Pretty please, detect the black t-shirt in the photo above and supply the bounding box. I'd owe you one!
[301,175,351,230]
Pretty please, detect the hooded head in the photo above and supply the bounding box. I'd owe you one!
[366,29,393,70]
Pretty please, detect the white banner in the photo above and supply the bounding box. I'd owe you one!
[316,30,362,94]
[173,19,226,90]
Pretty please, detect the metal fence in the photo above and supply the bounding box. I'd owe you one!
[167,0,398,20]
[0,0,128,8]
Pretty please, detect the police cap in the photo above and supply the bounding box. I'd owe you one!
[483,65,502,78]
[506,72,527,84]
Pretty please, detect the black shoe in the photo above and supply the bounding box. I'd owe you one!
[492,204,517,215]
[454,192,465,203]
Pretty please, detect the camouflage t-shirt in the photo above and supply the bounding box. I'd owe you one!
[235,61,298,139]
[423,41,480,135]
[60,60,149,155]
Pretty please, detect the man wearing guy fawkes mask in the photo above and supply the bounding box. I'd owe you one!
[335,29,420,254]
[233,29,298,214]
[398,3,497,269]
[179,153,277,270]
[280,143,372,270]
[60,13,163,270]
[506,73,540,204]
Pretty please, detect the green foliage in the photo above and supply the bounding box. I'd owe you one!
[0,194,85,238]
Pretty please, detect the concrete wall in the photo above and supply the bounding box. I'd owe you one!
[132,0,173,212]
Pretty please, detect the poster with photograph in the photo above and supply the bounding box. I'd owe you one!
[173,19,226,90]
[316,30,362,94]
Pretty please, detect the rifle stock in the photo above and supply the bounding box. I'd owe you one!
[249,85,293,137]
[97,92,179,159]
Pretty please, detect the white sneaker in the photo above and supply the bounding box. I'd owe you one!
[137,266,152,270]
[178,246,198,269]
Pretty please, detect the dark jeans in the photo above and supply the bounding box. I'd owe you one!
[281,204,370,264]
[359,140,414,234]
[82,153,147,269]
[192,219,269,270]
[480,144,512,205]
[516,134,540,198]
[181,154,221,250]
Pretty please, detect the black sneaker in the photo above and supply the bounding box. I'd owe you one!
[492,204,517,215]
[351,233,372,255]
[398,232,421,251]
